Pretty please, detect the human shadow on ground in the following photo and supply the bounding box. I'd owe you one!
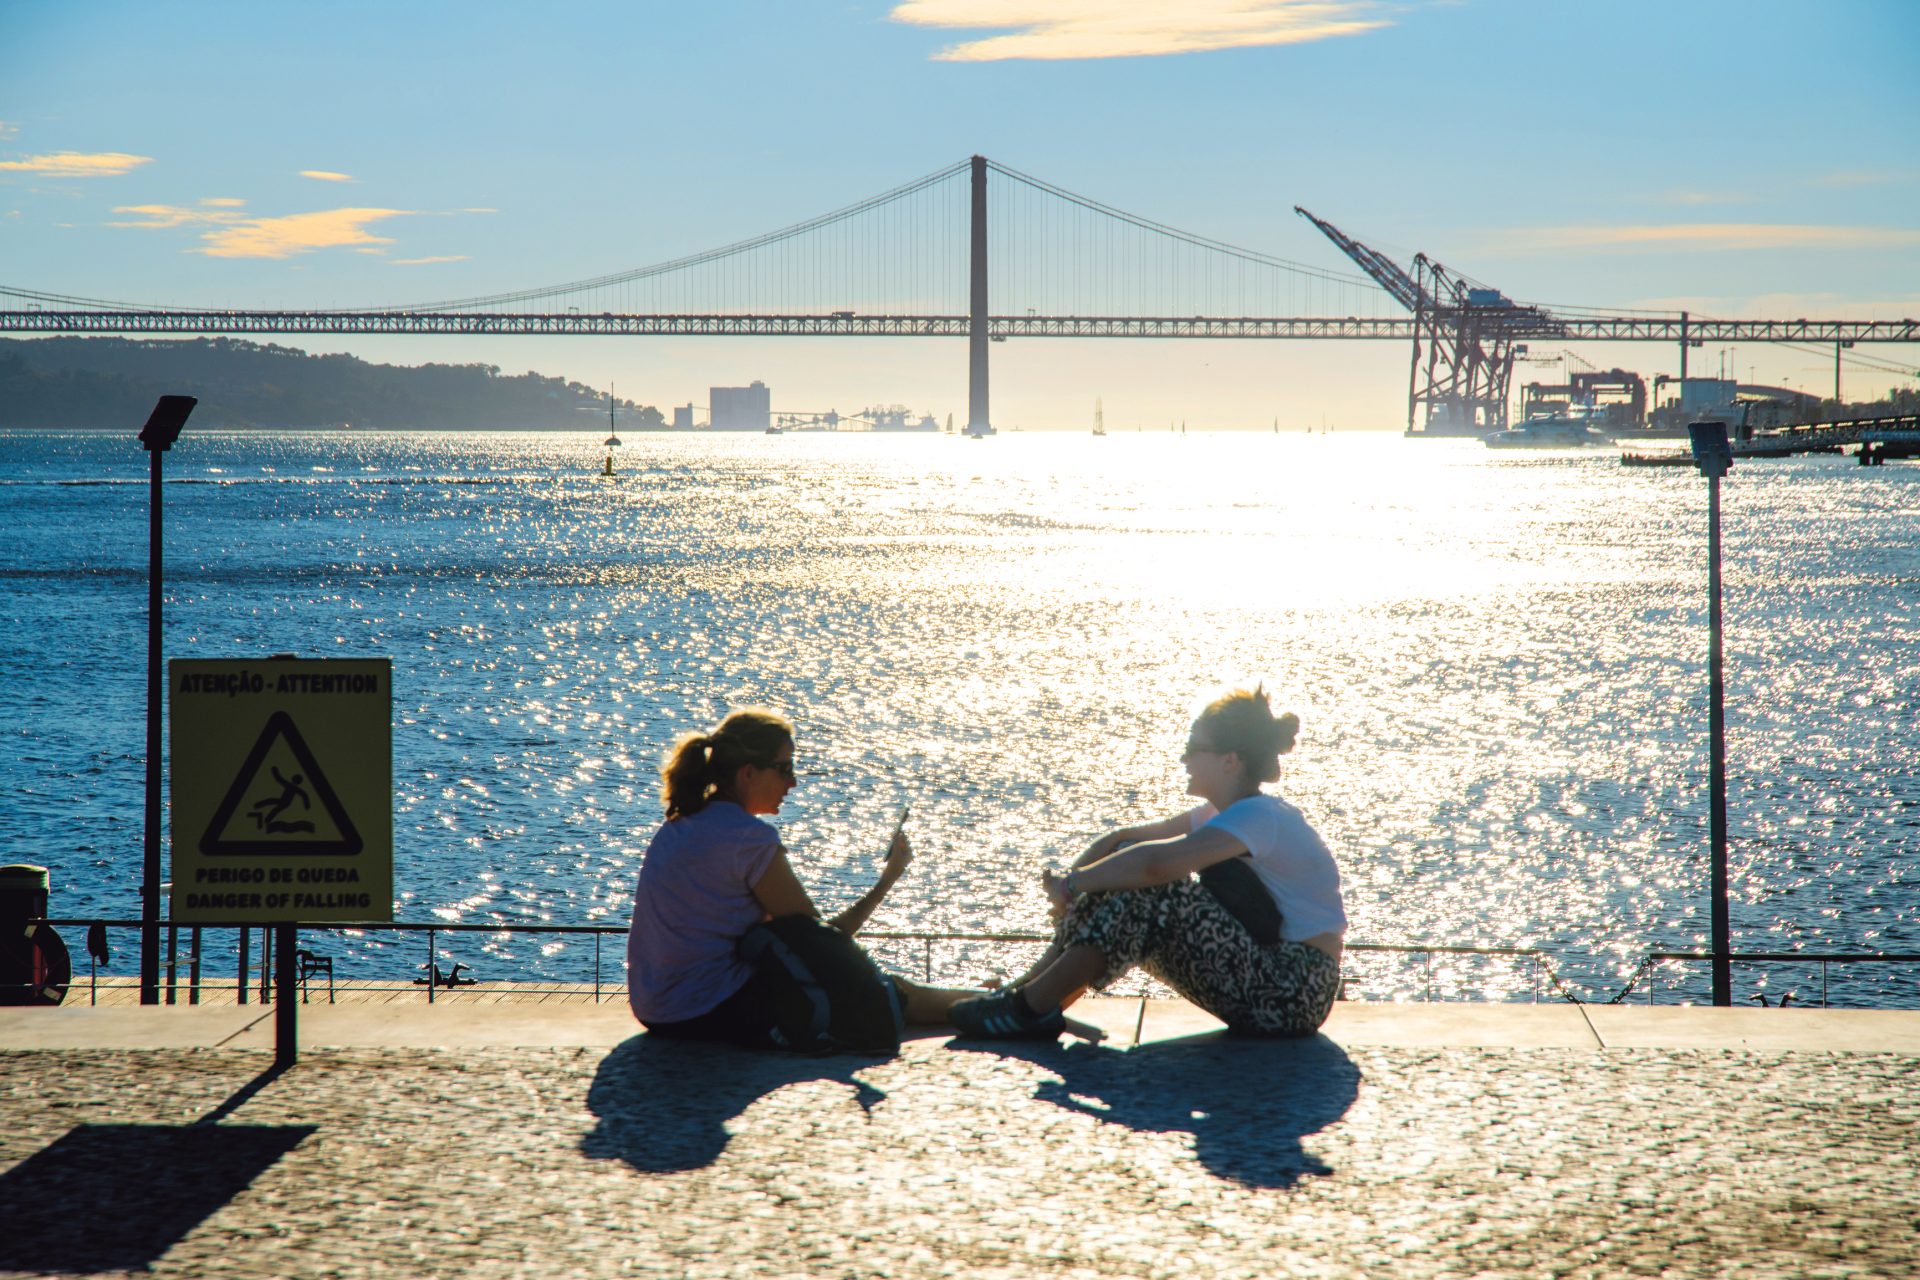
[582,1034,890,1173]
[0,1066,314,1273]
[950,1032,1361,1189]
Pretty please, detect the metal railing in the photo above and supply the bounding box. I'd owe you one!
[31,918,1920,1009]
[1632,951,1920,1008]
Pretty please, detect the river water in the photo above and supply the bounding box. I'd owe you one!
[4,427,1916,1006]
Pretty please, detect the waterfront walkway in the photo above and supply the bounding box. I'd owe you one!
[3,998,1917,1278]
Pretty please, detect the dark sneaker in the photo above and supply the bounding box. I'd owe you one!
[949,987,1065,1040]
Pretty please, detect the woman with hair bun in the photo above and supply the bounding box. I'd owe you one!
[627,707,976,1050]
[949,686,1346,1040]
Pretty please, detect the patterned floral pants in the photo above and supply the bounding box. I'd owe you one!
[1058,881,1340,1036]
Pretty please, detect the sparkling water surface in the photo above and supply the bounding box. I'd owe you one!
[4,428,1916,1005]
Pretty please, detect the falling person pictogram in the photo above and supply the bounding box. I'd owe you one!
[200,711,363,857]
[248,766,316,834]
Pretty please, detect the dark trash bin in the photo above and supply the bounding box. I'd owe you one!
[0,864,71,1006]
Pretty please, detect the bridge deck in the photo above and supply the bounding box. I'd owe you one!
[3,309,1917,342]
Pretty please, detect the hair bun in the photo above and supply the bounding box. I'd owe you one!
[1272,711,1299,756]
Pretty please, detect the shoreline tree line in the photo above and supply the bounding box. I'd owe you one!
[0,337,669,430]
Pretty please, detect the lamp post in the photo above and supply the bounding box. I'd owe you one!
[138,395,197,1005]
[1687,420,1733,1006]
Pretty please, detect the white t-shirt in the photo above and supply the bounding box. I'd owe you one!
[1189,794,1347,942]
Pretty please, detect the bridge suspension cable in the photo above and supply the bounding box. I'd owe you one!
[983,158,1391,320]
[370,158,975,315]
[1,155,1410,322]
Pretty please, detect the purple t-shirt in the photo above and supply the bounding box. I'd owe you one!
[626,801,781,1023]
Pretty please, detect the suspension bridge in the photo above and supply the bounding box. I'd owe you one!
[5,156,1915,434]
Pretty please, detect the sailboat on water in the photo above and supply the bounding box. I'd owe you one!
[602,385,621,476]
[1093,398,1107,437]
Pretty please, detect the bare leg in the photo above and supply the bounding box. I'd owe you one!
[1000,935,1066,989]
[1018,944,1106,1015]
[895,977,987,1025]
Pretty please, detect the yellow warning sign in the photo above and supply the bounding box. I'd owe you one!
[169,658,392,924]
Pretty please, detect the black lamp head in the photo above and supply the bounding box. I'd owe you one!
[1688,421,1732,479]
[139,395,198,452]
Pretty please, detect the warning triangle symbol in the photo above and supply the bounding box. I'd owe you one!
[200,711,363,857]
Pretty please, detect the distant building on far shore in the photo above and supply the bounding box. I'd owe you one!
[672,404,696,431]
[710,382,770,431]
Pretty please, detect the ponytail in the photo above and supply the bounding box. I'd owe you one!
[661,733,715,820]
[660,710,794,819]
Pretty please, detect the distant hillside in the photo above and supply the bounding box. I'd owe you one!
[0,336,668,430]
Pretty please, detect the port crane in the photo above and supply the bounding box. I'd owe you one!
[1295,208,1567,435]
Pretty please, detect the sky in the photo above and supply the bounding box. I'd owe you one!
[3,0,1918,429]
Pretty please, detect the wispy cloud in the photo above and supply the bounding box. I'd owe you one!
[393,255,469,265]
[0,150,152,177]
[1815,169,1905,189]
[1655,189,1748,207]
[111,202,415,258]
[111,203,222,230]
[890,0,1387,61]
[300,169,355,183]
[0,122,19,140]
[1487,223,1920,254]
[201,197,247,208]
[202,208,411,258]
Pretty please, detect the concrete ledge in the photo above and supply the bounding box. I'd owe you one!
[224,1000,643,1050]
[1323,1001,1602,1048]
[1584,1004,1920,1053]
[0,1005,271,1050]
[7,999,1920,1054]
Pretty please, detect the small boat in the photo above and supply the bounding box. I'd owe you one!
[1484,406,1612,449]
[602,384,621,475]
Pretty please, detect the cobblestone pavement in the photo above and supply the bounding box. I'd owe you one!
[1,1036,1914,1279]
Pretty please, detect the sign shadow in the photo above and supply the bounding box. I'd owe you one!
[0,1064,312,1273]
[950,1032,1361,1188]
[0,1118,313,1272]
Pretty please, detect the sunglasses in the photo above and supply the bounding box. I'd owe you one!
[762,758,796,781]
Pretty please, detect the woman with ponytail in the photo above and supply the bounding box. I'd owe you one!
[949,686,1346,1040]
[627,708,975,1049]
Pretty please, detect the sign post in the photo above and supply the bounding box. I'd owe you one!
[1687,422,1734,1007]
[170,657,392,1064]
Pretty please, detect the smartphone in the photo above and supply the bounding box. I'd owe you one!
[886,805,910,860]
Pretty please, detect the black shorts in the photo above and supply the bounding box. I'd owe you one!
[641,962,912,1050]
[641,966,784,1048]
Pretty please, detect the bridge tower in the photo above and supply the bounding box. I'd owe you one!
[968,155,990,435]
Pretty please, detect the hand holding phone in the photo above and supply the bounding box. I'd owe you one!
[883,805,913,879]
